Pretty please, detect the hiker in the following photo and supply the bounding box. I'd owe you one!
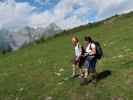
[82,36,97,84]
[71,35,84,78]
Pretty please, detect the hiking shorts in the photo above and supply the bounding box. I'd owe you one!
[84,56,97,70]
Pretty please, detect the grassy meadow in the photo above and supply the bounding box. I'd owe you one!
[0,12,133,100]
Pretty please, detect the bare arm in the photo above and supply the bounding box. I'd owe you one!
[91,48,96,55]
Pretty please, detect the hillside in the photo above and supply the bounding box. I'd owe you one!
[0,12,133,100]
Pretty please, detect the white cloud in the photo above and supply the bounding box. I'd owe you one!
[57,15,88,29]
[54,0,133,29]
[29,11,53,28]
[96,0,133,20]
[0,0,35,30]
[0,0,133,30]
[45,0,95,29]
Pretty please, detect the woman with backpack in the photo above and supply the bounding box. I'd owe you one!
[81,36,97,85]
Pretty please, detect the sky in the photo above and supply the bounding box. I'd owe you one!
[0,0,133,30]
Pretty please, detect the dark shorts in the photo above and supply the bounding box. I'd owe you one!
[72,56,85,68]
[84,56,97,70]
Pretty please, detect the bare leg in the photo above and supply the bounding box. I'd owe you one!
[79,68,84,78]
[80,68,88,85]
[84,68,88,79]
[72,64,77,76]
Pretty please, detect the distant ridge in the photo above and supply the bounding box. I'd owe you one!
[0,23,62,52]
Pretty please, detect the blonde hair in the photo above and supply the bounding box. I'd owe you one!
[72,35,79,43]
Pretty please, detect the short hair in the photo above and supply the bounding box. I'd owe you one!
[84,36,92,43]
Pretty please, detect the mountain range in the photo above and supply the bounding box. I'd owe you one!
[0,23,62,52]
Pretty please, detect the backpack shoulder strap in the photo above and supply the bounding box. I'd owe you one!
[89,42,93,50]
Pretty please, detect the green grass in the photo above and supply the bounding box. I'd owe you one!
[0,12,133,100]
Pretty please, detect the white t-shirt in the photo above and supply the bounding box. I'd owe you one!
[85,43,96,54]
[75,43,81,57]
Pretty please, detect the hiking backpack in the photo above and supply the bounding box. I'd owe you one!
[92,41,103,59]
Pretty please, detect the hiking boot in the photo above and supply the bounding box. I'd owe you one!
[92,79,97,84]
[91,79,97,87]
[78,75,83,79]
